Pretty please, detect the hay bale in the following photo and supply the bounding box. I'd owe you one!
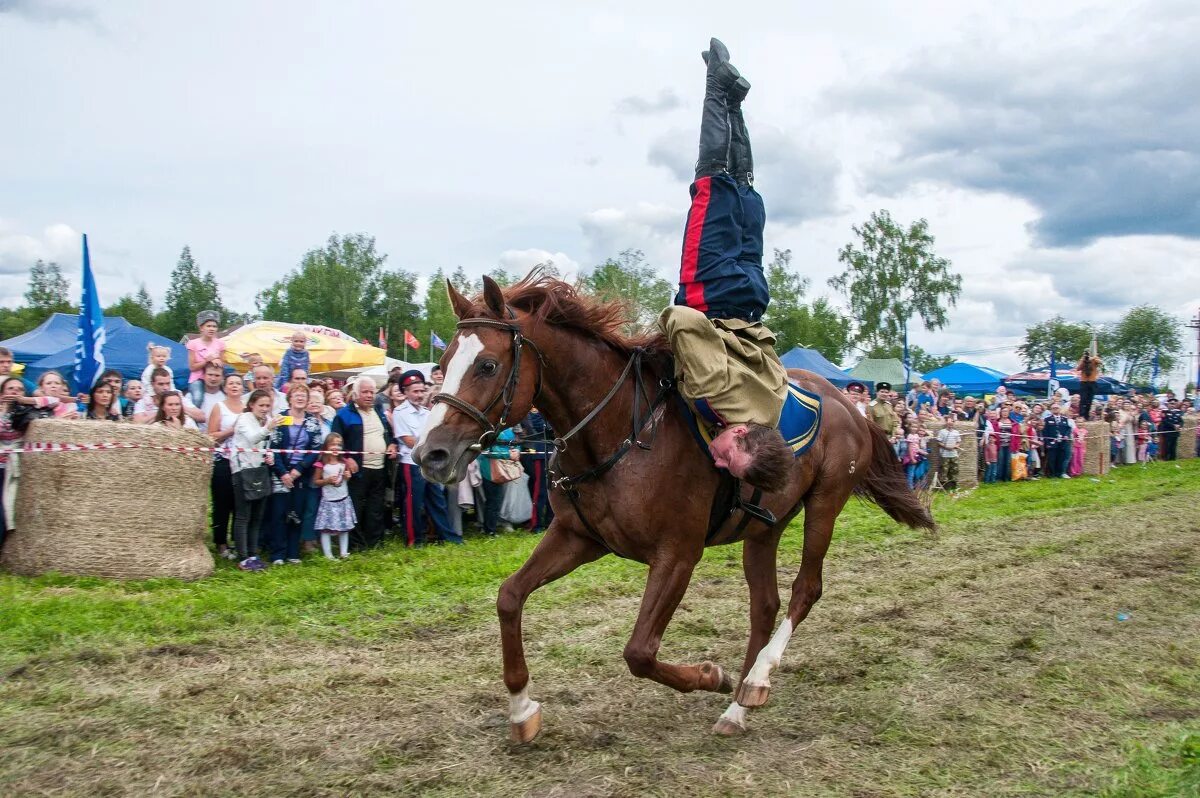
[925,422,977,490]
[1179,415,1198,461]
[1081,421,1110,476]
[2,419,214,581]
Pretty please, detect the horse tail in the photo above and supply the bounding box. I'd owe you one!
[854,421,936,531]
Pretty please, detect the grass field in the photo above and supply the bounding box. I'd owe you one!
[2,461,1199,797]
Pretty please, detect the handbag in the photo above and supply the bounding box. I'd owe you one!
[486,456,522,484]
[237,449,272,501]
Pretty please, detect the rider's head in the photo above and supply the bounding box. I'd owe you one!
[709,423,792,492]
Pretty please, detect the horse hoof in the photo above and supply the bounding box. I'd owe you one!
[509,706,542,743]
[737,682,771,708]
[700,661,733,694]
[712,717,746,736]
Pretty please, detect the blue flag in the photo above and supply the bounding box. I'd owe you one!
[73,234,106,391]
[431,331,447,350]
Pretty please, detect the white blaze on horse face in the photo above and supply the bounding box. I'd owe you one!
[744,618,793,688]
[509,686,540,725]
[417,333,484,446]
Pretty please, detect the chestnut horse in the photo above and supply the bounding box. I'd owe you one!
[413,273,934,742]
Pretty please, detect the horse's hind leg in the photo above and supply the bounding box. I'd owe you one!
[498,525,606,742]
[622,554,734,694]
[734,492,842,709]
[713,532,782,735]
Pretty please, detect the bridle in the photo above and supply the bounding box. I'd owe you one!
[430,313,545,451]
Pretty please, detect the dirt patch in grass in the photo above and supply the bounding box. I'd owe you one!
[2,497,1198,797]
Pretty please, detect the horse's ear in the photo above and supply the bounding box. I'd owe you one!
[447,279,472,320]
[481,275,506,317]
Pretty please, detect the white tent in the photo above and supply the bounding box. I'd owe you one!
[319,359,436,387]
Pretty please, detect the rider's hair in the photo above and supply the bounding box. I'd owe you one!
[737,424,793,493]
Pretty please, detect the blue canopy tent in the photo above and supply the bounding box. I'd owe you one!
[3,313,189,392]
[1002,367,1130,396]
[921,361,1006,396]
[779,347,855,388]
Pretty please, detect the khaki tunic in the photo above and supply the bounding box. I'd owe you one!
[868,399,899,436]
[659,305,787,430]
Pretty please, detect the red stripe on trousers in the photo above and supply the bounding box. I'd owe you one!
[680,177,712,312]
[403,464,416,546]
[530,460,541,528]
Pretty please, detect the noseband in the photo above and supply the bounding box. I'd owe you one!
[430,314,545,450]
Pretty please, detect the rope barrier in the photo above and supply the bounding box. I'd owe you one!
[0,442,555,456]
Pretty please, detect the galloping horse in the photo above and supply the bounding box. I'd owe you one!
[413,273,934,742]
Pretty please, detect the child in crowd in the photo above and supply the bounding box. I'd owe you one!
[982,410,1000,483]
[1070,414,1087,476]
[312,433,355,560]
[186,311,225,404]
[142,345,174,391]
[934,414,960,490]
[902,419,927,489]
[1135,421,1151,463]
[1145,421,1159,462]
[276,331,311,390]
[1026,417,1044,478]
[241,353,265,388]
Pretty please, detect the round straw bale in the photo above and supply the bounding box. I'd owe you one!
[1,418,214,581]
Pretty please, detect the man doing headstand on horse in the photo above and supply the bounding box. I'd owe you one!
[659,38,792,493]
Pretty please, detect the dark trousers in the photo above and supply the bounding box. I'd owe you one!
[676,173,768,316]
[268,483,315,561]
[396,462,460,545]
[348,466,389,549]
[1078,382,1096,421]
[997,446,1012,482]
[521,456,553,531]
[231,471,267,559]
[211,458,235,548]
[1162,431,1179,461]
[1046,445,1068,477]
[480,478,505,536]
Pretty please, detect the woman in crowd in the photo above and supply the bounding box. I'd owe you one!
[85,380,123,422]
[35,371,80,418]
[996,405,1015,482]
[477,426,520,537]
[0,376,65,542]
[307,383,336,426]
[1118,399,1138,465]
[153,391,198,430]
[208,372,246,560]
[267,384,324,564]
[326,388,346,412]
[121,380,143,420]
[231,390,278,571]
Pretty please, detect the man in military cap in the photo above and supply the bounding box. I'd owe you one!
[392,369,460,546]
[1159,398,1184,461]
[658,38,792,493]
[868,381,900,437]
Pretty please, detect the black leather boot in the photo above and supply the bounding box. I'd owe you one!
[695,40,741,179]
[728,78,754,186]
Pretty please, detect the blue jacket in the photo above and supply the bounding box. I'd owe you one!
[331,402,395,474]
[517,412,554,458]
[269,411,325,480]
[1041,415,1072,447]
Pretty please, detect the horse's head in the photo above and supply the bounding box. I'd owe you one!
[413,275,544,484]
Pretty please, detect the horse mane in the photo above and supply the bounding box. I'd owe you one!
[467,269,670,356]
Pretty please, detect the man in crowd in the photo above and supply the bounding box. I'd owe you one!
[332,378,396,549]
[869,382,899,437]
[133,367,174,422]
[1159,399,1184,461]
[392,370,459,546]
[251,364,288,414]
[183,362,226,432]
[518,405,554,533]
[1042,404,1073,478]
[656,38,792,492]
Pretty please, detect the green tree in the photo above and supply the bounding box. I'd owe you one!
[25,260,75,315]
[829,210,961,350]
[104,284,155,330]
[158,246,225,341]
[579,248,671,331]
[449,265,474,297]
[1105,305,1182,384]
[256,233,385,339]
[1017,316,1096,369]
[364,268,422,359]
[863,343,954,375]
[0,307,41,340]
[761,248,852,362]
[423,267,459,357]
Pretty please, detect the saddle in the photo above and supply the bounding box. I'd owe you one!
[678,381,824,541]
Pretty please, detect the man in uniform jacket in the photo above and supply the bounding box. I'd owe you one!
[517,408,554,533]
[1041,405,1073,478]
[1159,400,1184,461]
[868,382,900,437]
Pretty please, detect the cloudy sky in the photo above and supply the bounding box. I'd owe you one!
[2,0,1198,382]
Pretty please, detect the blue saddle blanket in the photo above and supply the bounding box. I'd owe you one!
[683,381,822,459]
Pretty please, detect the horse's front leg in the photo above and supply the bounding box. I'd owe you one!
[622,554,734,694]
[498,524,606,742]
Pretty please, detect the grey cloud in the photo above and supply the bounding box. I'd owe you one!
[647,124,840,225]
[0,0,98,25]
[614,89,683,116]
[830,4,1200,247]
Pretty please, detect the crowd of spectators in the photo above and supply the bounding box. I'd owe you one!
[845,371,1198,491]
[0,312,554,570]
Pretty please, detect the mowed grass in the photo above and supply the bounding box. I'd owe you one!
[1,459,1198,796]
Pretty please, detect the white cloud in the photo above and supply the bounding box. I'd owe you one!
[496,249,582,282]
